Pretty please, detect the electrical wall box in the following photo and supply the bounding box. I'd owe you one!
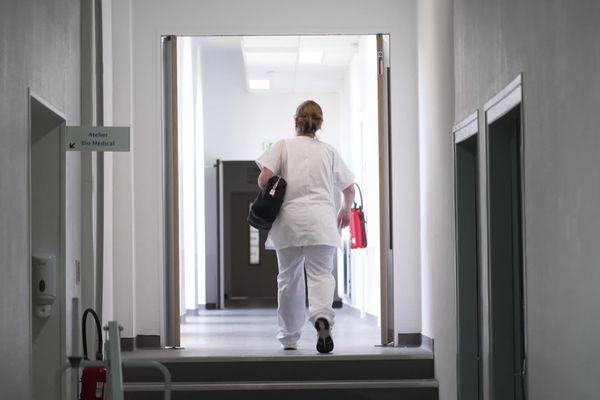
[32,254,57,318]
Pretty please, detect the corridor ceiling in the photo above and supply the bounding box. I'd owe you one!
[199,35,360,93]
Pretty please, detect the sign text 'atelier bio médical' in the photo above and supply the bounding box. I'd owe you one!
[66,126,130,152]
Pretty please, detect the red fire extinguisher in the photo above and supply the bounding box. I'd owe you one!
[80,308,107,400]
[349,183,367,249]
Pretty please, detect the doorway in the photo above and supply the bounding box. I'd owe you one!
[162,34,393,348]
[29,92,81,400]
[454,112,482,400]
[485,76,527,400]
[219,160,278,307]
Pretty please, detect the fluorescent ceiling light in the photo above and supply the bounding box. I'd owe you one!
[245,52,297,65]
[299,51,324,63]
[249,79,270,90]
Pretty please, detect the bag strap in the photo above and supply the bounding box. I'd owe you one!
[353,183,364,208]
[280,139,288,178]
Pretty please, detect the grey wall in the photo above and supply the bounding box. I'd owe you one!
[454,1,600,399]
[0,0,81,398]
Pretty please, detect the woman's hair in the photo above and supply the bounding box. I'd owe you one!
[294,100,323,135]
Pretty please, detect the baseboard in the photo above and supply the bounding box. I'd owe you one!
[120,337,135,352]
[135,334,161,349]
[421,334,434,352]
[204,303,218,310]
[397,333,434,350]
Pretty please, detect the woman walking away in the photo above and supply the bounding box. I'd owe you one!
[256,100,355,354]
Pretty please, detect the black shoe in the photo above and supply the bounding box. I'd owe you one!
[315,318,334,354]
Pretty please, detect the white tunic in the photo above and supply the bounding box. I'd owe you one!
[256,136,355,250]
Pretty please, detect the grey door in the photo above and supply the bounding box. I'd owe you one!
[488,105,526,400]
[455,133,482,400]
[220,161,278,307]
[229,191,278,304]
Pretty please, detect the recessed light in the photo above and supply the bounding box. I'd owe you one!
[245,52,297,64]
[299,51,324,63]
[249,79,270,90]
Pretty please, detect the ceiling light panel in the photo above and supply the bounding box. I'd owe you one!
[298,51,324,63]
[244,51,297,66]
[240,35,364,94]
[248,79,270,90]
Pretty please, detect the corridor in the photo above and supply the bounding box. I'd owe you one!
[125,307,431,358]
[3,0,600,399]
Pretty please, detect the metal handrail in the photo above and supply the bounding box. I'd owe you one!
[122,360,172,400]
[63,321,171,400]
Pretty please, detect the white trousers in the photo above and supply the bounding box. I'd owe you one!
[274,245,336,346]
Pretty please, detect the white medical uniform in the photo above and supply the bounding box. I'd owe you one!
[256,136,354,346]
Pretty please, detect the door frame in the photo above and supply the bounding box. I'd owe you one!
[376,33,394,345]
[453,111,483,400]
[483,73,528,399]
[29,89,70,399]
[165,33,395,346]
[161,35,181,348]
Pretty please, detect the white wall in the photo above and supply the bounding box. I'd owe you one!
[109,0,420,344]
[338,35,381,318]
[178,37,207,311]
[102,0,115,325]
[418,0,456,399]
[109,0,137,338]
[192,41,207,309]
[201,41,341,163]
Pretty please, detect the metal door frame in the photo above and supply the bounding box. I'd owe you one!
[453,111,483,400]
[483,73,528,400]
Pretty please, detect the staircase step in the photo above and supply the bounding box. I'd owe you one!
[123,354,434,383]
[124,379,439,400]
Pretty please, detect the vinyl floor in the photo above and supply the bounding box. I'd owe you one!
[123,306,432,361]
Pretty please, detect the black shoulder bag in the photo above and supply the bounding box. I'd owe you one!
[247,141,287,230]
[247,175,287,230]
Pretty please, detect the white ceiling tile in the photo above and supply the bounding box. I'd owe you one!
[237,35,365,93]
[243,36,299,49]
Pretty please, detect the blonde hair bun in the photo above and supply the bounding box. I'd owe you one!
[295,100,323,134]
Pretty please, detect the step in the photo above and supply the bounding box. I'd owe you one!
[123,354,435,383]
[124,379,439,400]
[122,353,437,399]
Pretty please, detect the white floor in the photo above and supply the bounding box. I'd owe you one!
[124,306,432,360]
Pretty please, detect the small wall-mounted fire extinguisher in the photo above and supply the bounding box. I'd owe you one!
[80,308,107,400]
[349,183,367,249]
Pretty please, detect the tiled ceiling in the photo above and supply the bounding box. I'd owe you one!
[242,35,359,93]
[198,35,360,93]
